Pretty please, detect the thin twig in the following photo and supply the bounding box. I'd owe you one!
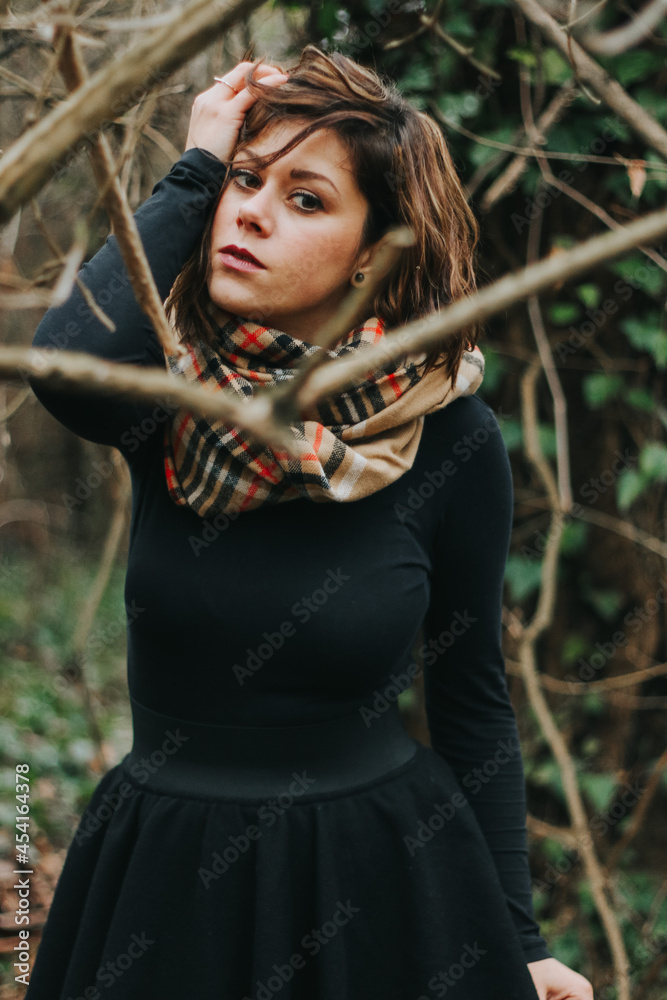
[509,361,631,1000]
[511,0,667,162]
[0,0,268,223]
[7,199,667,451]
[54,25,184,357]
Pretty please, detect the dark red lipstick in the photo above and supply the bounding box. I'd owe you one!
[218,245,266,271]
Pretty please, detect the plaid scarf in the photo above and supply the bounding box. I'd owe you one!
[161,314,484,518]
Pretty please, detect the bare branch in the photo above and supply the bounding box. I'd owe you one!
[294,200,667,415]
[55,26,185,357]
[0,0,267,223]
[578,0,667,54]
[478,81,579,212]
[508,362,631,999]
[429,102,667,172]
[4,199,667,456]
[511,0,667,163]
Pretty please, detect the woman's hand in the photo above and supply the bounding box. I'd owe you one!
[527,956,594,999]
[185,60,289,163]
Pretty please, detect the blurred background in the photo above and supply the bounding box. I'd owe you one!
[1,0,666,996]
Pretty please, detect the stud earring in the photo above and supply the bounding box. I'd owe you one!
[354,272,365,283]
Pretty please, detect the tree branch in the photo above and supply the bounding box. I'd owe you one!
[510,0,667,163]
[6,200,667,454]
[0,0,267,223]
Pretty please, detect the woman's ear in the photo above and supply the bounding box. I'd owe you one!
[349,239,382,287]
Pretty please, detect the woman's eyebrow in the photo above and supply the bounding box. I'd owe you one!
[233,151,340,195]
[288,168,339,195]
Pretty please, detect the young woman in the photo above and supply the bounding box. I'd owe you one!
[25,45,593,1000]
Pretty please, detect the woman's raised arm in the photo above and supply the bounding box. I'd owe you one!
[28,59,289,456]
[27,148,228,453]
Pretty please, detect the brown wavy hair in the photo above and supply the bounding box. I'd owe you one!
[166,44,481,385]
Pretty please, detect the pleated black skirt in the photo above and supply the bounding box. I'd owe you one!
[24,695,540,1000]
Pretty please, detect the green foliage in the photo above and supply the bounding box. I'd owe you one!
[575,284,602,309]
[559,518,587,556]
[436,91,481,124]
[579,771,618,812]
[616,442,667,510]
[610,254,667,299]
[620,315,667,370]
[548,301,580,325]
[505,553,543,602]
[577,574,625,620]
[600,51,665,87]
[0,546,130,846]
[581,372,625,408]
[476,343,506,396]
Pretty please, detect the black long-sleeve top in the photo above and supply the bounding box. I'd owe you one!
[27,147,553,964]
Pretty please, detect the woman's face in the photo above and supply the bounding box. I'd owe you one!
[207,121,375,341]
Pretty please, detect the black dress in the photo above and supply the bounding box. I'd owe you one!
[24,148,553,999]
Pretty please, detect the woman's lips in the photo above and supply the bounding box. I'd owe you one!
[218,248,266,272]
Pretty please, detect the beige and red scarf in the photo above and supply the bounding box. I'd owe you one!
[161,314,484,518]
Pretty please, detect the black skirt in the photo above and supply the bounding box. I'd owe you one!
[24,695,540,1000]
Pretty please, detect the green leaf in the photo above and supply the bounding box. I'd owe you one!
[542,48,571,84]
[620,315,667,368]
[616,468,646,511]
[633,89,667,128]
[475,345,507,395]
[538,422,557,458]
[507,46,537,67]
[562,633,590,665]
[639,442,667,480]
[436,91,481,123]
[316,1,342,35]
[468,125,517,168]
[611,255,667,298]
[504,553,543,602]
[582,372,624,408]
[497,416,523,453]
[548,302,580,325]
[579,577,624,619]
[604,50,664,87]
[622,387,657,413]
[441,10,476,38]
[398,63,434,92]
[560,519,587,556]
[580,772,618,812]
[575,284,602,309]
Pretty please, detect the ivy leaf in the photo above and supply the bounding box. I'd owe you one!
[616,468,645,511]
[622,387,657,413]
[621,315,667,370]
[603,50,664,87]
[507,46,537,67]
[497,416,523,453]
[582,372,624,408]
[504,553,543,602]
[580,772,618,812]
[576,284,602,309]
[639,442,667,481]
[542,48,571,84]
[398,63,433,92]
[548,302,580,325]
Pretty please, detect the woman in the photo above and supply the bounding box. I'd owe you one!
[25,45,593,1000]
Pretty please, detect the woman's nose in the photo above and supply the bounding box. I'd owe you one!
[236,188,273,233]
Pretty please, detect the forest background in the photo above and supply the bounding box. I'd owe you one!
[0,0,666,997]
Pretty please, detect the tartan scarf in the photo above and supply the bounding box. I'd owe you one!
[161,313,484,518]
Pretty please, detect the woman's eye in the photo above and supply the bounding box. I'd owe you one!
[230,168,258,188]
[292,191,322,213]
